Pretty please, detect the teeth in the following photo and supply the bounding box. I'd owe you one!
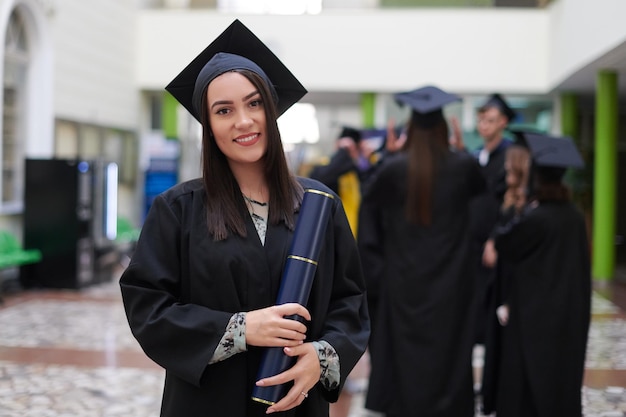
[235,134,257,143]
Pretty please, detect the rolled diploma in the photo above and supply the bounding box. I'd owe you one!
[251,188,334,405]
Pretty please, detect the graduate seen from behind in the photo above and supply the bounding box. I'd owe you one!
[489,132,591,417]
[359,86,485,417]
[119,19,369,417]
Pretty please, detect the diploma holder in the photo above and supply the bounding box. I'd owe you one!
[251,188,334,405]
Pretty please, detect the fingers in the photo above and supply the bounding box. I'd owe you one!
[258,344,319,414]
[385,118,399,152]
[276,303,311,322]
[449,116,464,150]
[245,304,311,347]
[496,305,509,326]
[265,387,308,414]
[482,248,497,268]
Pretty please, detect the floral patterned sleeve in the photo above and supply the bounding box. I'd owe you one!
[312,340,340,390]
[208,314,340,391]
[208,312,247,364]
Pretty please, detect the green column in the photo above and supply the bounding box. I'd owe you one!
[592,70,618,282]
[163,92,179,140]
[361,92,376,129]
[560,92,578,138]
[561,92,586,208]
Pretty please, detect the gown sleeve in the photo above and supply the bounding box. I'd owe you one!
[493,204,544,263]
[119,194,233,387]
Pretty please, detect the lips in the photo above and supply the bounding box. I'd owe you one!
[234,133,260,146]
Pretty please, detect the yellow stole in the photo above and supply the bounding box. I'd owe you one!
[338,171,361,237]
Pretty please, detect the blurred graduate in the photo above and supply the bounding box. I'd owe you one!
[487,132,591,417]
[309,125,380,236]
[119,19,369,417]
[451,93,517,346]
[359,86,485,417]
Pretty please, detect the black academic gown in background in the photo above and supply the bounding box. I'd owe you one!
[480,206,517,414]
[360,151,485,417]
[308,148,355,194]
[469,139,511,344]
[493,201,591,417]
[119,177,370,417]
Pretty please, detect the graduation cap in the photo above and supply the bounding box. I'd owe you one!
[165,19,307,122]
[513,131,584,183]
[338,126,362,143]
[519,132,584,169]
[394,86,461,128]
[480,93,516,122]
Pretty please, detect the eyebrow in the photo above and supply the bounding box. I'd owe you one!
[210,90,260,110]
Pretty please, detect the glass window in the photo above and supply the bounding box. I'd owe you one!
[2,9,29,211]
[78,125,101,159]
[150,93,162,131]
[100,129,137,185]
[55,120,79,158]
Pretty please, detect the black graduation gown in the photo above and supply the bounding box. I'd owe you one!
[119,177,370,417]
[360,151,485,417]
[493,201,591,417]
[308,148,355,194]
[468,139,512,344]
[480,207,517,414]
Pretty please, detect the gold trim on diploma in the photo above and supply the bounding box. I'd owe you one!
[288,255,318,266]
[305,188,334,199]
[251,397,276,405]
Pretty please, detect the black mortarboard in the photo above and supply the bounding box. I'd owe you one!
[338,126,362,143]
[520,132,584,169]
[480,93,516,122]
[394,86,461,128]
[165,19,307,122]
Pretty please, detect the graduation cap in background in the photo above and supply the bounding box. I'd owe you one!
[480,93,517,122]
[513,130,584,182]
[517,132,584,169]
[165,19,307,122]
[394,85,462,128]
[338,126,362,143]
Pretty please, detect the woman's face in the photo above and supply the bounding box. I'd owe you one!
[206,71,267,167]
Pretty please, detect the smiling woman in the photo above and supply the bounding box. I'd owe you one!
[206,71,268,169]
[118,19,370,417]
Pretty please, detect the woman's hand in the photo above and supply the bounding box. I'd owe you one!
[337,137,359,161]
[496,304,509,326]
[255,343,320,414]
[385,118,406,153]
[448,116,465,151]
[245,303,311,348]
[482,238,498,268]
[503,186,526,212]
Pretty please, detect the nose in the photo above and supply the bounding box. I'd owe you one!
[235,111,253,130]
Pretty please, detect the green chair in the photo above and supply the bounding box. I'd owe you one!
[116,217,141,244]
[116,218,141,267]
[0,231,42,269]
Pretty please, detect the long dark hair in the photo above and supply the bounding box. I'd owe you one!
[200,69,303,240]
[403,112,450,225]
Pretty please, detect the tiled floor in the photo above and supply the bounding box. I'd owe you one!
[0,268,625,417]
